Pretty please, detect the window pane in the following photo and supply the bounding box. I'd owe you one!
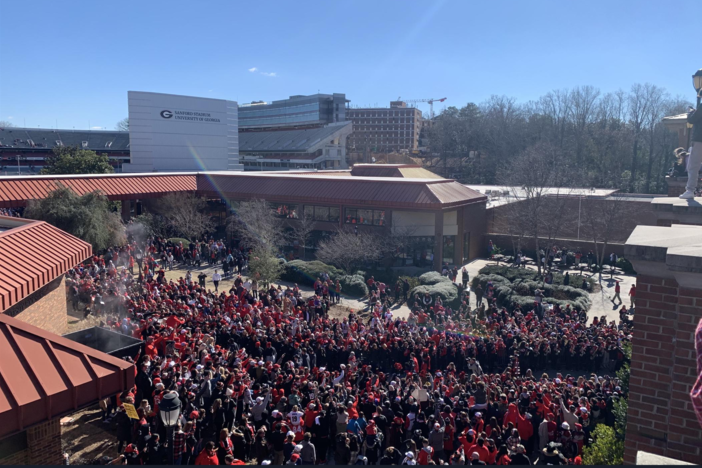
[304,205,314,219]
[345,208,358,223]
[373,210,386,226]
[359,209,373,225]
[314,206,329,221]
[272,203,298,219]
[329,207,340,223]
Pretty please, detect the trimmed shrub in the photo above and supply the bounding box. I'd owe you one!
[470,266,592,312]
[339,275,369,297]
[419,271,451,286]
[169,237,190,246]
[281,260,345,285]
[411,281,459,308]
[280,260,369,297]
[616,257,636,275]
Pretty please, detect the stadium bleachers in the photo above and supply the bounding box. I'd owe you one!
[0,127,130,151]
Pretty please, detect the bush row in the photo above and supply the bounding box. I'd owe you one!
[280,260,368,297]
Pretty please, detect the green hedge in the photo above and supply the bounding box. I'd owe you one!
[616,257,636,275]
[418,271,450,286]
[410,272,460,308]
[169,237,191,246]
[339,275,369,297]
[281,260,368,297]
[470,265,592,312]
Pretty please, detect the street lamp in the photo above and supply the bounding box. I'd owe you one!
[159,392,181,464]
[694,69,702,106]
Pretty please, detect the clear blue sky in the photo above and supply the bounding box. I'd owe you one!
[0,0,698,130]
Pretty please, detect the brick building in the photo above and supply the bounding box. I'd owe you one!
[346,101,423,153]
[623,199,702,464]
[0,168,487,272]
[0,314,134,464]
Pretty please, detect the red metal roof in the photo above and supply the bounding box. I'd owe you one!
[0,217,92,312]
[0,172,485,211]
[0,313,134,439]
[198,173,486,210]
[0,173,198,208]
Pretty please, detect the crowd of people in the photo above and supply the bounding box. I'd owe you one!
[65,235,631,466]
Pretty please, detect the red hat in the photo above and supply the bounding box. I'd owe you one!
[153,377,162,384]
[189,410,199,419]
[125,444,138,454]
[290,454,300,462]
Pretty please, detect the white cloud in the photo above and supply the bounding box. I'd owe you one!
[260,72,277,77]
[7,116,13,120]
[91,126,104,129]
[248,67,257,72]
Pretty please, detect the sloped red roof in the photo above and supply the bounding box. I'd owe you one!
[0,171,485,211]
[0,217,92,312]
[0,314,134,439]
[0,173,198,208]
[198,173,486,210]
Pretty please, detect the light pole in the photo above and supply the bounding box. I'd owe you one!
[16,155,21,175]
[159,392,181,464]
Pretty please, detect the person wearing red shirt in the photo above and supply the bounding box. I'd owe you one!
[629,284,636,308]
[417,438,433,465]
[466,437,490,463]
[195,441,219,465]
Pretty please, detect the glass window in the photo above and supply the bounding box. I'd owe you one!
[271,203,298,219]
[314,206,329,221]
[345,208,358,224]
[358,209,373,225]
[304,205,314,219]
[443,235,455,264]
[329,207,340,223]
[373,210,386,226]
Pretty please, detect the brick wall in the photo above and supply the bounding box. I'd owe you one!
[0,419,62,466]
[624,274,702,464]
[10,276,67,336]
[0,448,29,465]
[27,419,63,465]
[487,197,657,243]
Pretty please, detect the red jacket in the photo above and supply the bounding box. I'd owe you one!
[194,449,219,465]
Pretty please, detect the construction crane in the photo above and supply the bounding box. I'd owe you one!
[403,97,447,118]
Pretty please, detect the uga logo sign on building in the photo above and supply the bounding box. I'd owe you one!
[124,91,242,172]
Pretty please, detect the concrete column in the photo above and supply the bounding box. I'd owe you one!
[433,211,443,272]
[455,207,465,266]
[121,200,132,222]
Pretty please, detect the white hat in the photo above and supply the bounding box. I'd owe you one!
[472,453,480,460]
[562,422,570,430]
[405,452,414,459]
[261,461,271,465]
[294,444,302,453]
[475,412,482,418]
[256,397,263,403]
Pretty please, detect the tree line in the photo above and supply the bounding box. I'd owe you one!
[426,84,691,193]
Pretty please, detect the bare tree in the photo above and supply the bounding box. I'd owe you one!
[116,118,129,131]
[643,85,667,193]
[500,142,574,274]
[0,120,15,128]
[581,196,637,267]
[628,84,654,192]
[315,229,383,273]
[227,199,284,252]
[289,212,316,260]
[154,193,214,241]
